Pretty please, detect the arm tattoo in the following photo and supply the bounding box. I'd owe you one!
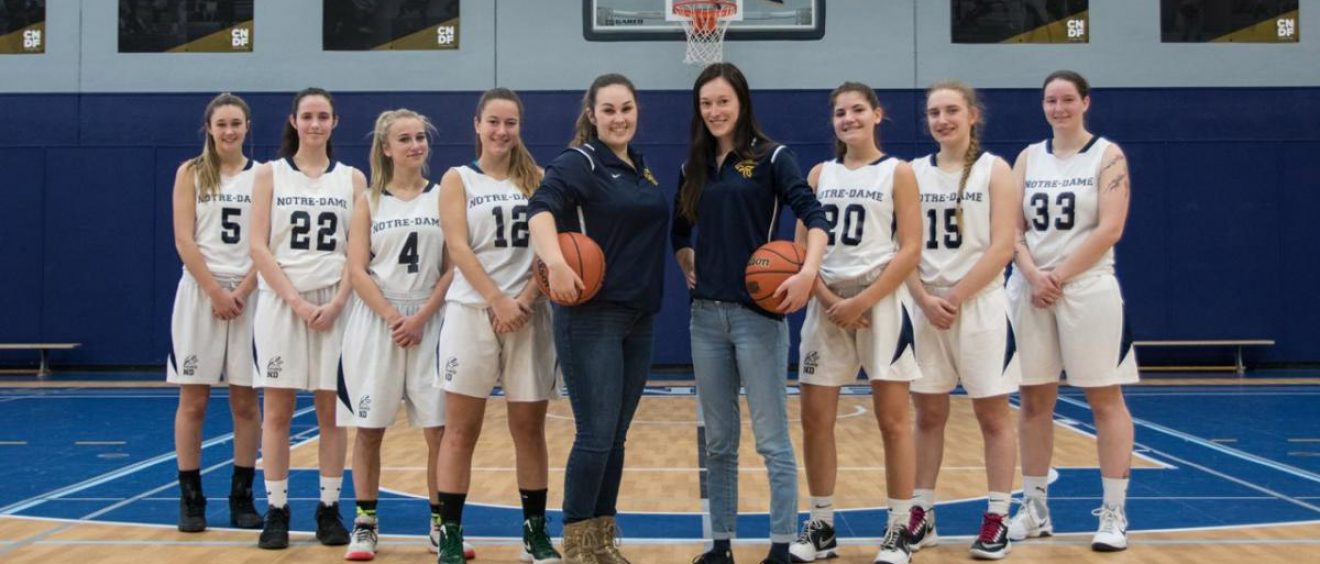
[1105,173,1128,193]
[1099,154,1126,175]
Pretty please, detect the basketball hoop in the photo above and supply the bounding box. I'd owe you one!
[673,0,738,66]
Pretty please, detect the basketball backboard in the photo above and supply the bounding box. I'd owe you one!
[583,0,824,41]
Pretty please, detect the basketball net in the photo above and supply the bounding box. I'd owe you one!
[675,1,737,66]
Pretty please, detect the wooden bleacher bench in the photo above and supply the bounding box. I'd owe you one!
[0,343,81,379]
[1133,339,1274,375]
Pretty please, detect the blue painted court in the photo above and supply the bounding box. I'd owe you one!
[2,377,1318,543]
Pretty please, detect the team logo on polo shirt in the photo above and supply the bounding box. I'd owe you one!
[735,159,756,179]
[643,168,659,186]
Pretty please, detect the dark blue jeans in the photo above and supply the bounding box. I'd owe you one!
[555,302,655,524]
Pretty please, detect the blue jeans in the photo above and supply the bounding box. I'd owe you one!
[555,302,655,524]
[690,300,798,543]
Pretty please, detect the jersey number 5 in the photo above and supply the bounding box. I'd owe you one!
[221,207,241,244]
[290,211,338,251]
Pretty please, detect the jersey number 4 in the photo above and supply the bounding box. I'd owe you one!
[290,211,338,251]
[398,232,421,274]
[1030,192,1076,231]
[492,205,529,248]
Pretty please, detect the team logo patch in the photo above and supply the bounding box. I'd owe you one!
[643,168,659,186]
[735,159,756,179]
[802,351,820,375]
[444,357,459,382]
[182,355,199,377]
[267,356,284,379]
[357,394,372,419]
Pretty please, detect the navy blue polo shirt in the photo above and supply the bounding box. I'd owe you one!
[526,139,669,313]
[670,144,830,317]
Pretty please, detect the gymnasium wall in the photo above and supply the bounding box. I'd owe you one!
[1,1,1318,368]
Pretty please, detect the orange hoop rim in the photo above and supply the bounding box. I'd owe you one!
[673,0,738,32]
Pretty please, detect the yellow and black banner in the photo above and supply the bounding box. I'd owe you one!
[952,0,1089,44]
[119,1,254,53]
[0,0,45,55]
[323,0,460,51]
[1162,0,1298,43]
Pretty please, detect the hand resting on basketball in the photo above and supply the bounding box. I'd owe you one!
[772,269,814,313]
[546,261,585,305]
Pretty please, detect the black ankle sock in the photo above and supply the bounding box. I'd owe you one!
[355,499,378,518]
[178,469,202,495]
[230,465,255,496]
[430,502,441,523]
[437,491,466,524]
[769,542,789,560]
[519,488,548,520]
[713,539,731,553]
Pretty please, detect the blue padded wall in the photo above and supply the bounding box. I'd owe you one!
[1,88,1316,367]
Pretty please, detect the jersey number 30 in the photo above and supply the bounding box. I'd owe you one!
[290,211,338,251]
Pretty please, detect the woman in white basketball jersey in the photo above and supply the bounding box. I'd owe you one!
[337,109,459,561]
[432,88,560,564]
[1008,70,1137,553]
[791,82,922,564]
[168,93,262,533]
[250,87,363,550]
[906,81,1021,560]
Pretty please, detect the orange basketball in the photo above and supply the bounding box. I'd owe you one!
[533,232,606,306]
[744,240,806,312]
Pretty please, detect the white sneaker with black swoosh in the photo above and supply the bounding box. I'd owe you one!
[788,519,837,562]
[1090,504,1128,552]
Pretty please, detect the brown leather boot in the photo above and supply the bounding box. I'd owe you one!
[561,519,604,564]
[591,516,632,564]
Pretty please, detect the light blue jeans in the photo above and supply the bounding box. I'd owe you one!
[690,300,798,543]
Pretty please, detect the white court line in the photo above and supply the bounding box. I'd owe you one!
[1289,438,1320,443]
[1056,395,1320,486]
[74,441,126,446]
[0,441,27,445]
[0,405,316,516]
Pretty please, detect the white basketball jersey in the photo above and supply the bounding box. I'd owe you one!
[446,164,534,305]
[262,158,356,293]
[913,152,998,287]
[1022,137,1114,275]
[192,159,258,277]
[816,156,901,285]
[367,182,444,299]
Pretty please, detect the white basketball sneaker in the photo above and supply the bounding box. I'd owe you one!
[1007,496,1053,541]
[1090,504,1128,552]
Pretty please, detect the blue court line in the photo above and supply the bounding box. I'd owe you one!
[0,405,316,516]
[1056,395,1320,486]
